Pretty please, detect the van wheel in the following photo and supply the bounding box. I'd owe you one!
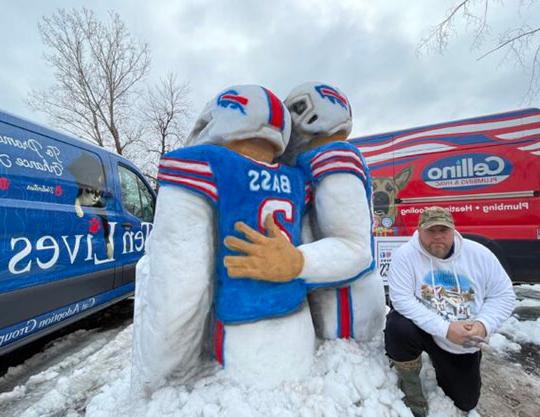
[462,234,512,277]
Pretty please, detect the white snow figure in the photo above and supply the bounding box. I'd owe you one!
[131,85,315,397]
[225,82,386,342]
[287,82,386,341]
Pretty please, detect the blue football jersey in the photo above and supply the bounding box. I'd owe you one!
[297,141,376,287]
[158,144,309,323]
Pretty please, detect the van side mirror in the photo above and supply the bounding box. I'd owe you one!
[102,190,114,199]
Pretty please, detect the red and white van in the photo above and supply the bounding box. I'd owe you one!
[350,108,540,284]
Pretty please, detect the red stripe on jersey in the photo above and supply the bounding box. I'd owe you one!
[264,88,284,131]
[214,320,225,365]
[311,149,362,167]
[304,183,313,205]
[159,164,214,178]
[338,287,352,339]
[159,157,214,177]
[157,173,218,201]
[311,155,364,173]
[157,171,216,189]
[313,162,366,180]
[161,156,213,169]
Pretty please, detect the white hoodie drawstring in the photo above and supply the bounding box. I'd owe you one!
[452,263,460,293]
[430,258,437,298]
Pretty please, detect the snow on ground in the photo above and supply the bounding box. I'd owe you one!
[487,333,521,354]
[0,326,132,417]
[0,286,539,417]
[85,327,476,417]
[486,291,540,354]
[483,285,540,356]
[515,285,540,292]
[499,317,540,346]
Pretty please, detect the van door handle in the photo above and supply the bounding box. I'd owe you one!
[122,222,132,230]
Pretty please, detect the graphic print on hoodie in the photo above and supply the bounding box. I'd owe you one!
[419,270,476,321]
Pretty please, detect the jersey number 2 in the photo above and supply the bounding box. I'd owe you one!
[258,198,294,242]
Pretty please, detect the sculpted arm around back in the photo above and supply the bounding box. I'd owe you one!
[298,173,372,283]
[224,173,372,283]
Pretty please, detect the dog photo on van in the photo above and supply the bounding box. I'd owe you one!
[67,152,113,258]
[372,166,412,232]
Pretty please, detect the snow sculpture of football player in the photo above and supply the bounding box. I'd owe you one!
[224,82,386,342]
[131,85,315,397]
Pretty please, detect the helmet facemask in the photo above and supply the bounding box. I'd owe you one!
[282,82,353,163]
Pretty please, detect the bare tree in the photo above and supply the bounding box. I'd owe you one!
[126,74,192,185]
[418,0,540,100]
[28,8,150,154]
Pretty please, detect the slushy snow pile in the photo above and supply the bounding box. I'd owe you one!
[492,285,540,348]
[84,326,480,417]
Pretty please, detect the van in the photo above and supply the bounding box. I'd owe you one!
[350,108,540,284]
[0,110,156,354]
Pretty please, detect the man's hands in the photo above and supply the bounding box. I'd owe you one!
[446,322,472,345]
[223,215,304,282]
[446,320,487,346]
[467,321,487,338]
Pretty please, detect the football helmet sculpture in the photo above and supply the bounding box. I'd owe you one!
[187,84,291,156]
[283,82,352,161]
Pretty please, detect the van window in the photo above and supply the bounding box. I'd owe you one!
[0,127,106,208]
[69,152,107,209]
[119,165,154,222]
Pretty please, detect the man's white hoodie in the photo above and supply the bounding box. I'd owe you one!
[388,230,515,354]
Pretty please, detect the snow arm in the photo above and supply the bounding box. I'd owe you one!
[131,185,215,396]
[299,173,373,285]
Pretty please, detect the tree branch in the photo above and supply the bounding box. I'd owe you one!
[477,26,540,59]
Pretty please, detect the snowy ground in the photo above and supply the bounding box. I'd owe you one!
[0,285,539,417]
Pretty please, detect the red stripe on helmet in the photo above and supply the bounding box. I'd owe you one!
[263,88,284,131]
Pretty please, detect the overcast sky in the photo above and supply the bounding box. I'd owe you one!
[2,0,539,138]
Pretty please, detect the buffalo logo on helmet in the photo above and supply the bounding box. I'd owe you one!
[315,84,349,110]
[217,90,250,114]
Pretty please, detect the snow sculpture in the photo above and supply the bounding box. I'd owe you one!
[225,82,386,342]
[131,85,315,396]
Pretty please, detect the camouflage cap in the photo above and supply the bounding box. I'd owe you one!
[418,206,455,230]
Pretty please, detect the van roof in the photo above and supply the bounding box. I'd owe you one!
[0,109,132,164]
[350,108,540,145]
